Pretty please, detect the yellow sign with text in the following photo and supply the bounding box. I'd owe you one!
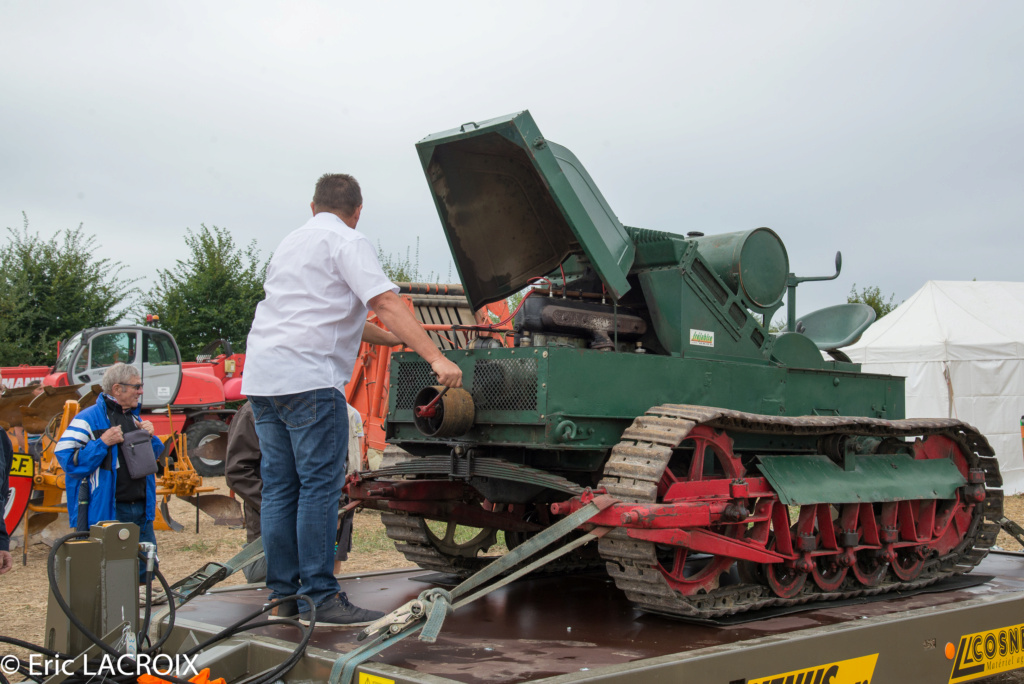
[358,675,394,684]
[750,653,877,684]
[10,452,33,478]
[949,622,1024,683]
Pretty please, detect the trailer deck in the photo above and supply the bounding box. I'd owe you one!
[159,552,1024,684]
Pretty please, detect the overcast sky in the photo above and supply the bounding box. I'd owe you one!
[1,2,1021,322]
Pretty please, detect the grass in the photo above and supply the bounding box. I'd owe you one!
[352,511,399,553]
[424,520,508,554]
[180,540,213,553]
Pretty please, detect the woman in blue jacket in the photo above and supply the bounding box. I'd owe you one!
[55,362,165,583]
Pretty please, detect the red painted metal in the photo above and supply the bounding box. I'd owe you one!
[0,365,51,390]
[627,527,786,564]
[386,500,545,533]
[348,422,981,600]
[414,387,448,418]
[650,426,750,595]
[542,430,983,599]
[661,476,774,501]
[347,477,474,502]
[2,450,33,538]
[173,367,228,406]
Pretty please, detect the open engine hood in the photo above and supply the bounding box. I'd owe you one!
[415,111,635,311]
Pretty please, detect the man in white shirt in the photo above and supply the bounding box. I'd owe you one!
[242,173,462,626]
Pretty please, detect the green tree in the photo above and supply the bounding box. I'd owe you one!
[377,237,439,282]
[140,225,268,360]
[0,215,137,366]
[848,283,899,319]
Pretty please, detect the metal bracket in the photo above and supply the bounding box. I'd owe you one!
[449,449,474,479]
[555,420,593,442]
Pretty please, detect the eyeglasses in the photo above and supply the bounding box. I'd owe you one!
[118,383,144,390]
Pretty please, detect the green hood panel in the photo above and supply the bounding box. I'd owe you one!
[416,111,635,310]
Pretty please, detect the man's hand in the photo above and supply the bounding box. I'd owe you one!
[139,420,156,436]
[0,550,13,575]
[101,426,124,446]
[430,357,463,388]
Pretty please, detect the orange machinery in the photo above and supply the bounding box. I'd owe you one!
[345,282,512,462]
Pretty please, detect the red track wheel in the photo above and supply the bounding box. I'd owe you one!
[656,426,747,596]
[811,552,848,591]
[890,548,925,581]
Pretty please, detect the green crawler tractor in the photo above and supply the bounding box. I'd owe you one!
[348,111,1003,619]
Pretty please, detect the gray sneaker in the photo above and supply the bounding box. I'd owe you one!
[300,592,384,627]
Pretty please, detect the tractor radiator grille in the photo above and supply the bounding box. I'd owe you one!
[394,360,435,410]
[393,357,539,413]
[471,358,538,411]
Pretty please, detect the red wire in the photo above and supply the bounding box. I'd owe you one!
[490,290,533,327]
[484,278,552,328]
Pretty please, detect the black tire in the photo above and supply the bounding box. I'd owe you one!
[186,419,229,477]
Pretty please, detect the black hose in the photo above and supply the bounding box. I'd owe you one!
[36,530,313,684]
[0,635,73,684]
[46,531,194,684]
[149,563,176,652]
[137,557,175,653]
[183,595,316,684]
[14,664,43,683]
[139,550,153,642]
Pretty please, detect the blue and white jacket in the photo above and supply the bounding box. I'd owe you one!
[55,394,164,529]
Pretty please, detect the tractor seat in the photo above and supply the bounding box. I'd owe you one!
[788,303,876,352]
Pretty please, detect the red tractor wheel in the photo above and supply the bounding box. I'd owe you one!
[655,426,747,596]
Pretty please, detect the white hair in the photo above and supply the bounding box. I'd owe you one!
[100,363,140,394]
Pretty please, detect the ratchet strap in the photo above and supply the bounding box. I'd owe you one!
[327,493,615,684]
[167,537,265,608]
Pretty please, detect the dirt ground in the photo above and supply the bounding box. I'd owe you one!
[0,477,409,663]
[2,481,1024,683]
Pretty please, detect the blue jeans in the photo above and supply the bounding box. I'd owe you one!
[115,500,157,584]
[249,389,347,607]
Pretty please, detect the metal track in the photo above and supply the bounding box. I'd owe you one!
[381,511,496,575]
[375,444,601,576]
[381,511,603,577]
[596,404,1004,619]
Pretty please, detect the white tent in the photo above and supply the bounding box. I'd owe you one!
[845,281,1024,493]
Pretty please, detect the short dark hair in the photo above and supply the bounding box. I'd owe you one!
[313,173,362,216]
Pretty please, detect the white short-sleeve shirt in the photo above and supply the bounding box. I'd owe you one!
[241,212,398,396]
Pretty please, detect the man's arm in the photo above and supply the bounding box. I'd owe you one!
[368,291,462,387]
[55,417,113,478]
[361,322,402,348]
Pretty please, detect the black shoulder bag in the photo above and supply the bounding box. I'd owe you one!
[121,429,158,478]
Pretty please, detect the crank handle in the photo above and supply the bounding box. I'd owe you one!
[414,387,450,418]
